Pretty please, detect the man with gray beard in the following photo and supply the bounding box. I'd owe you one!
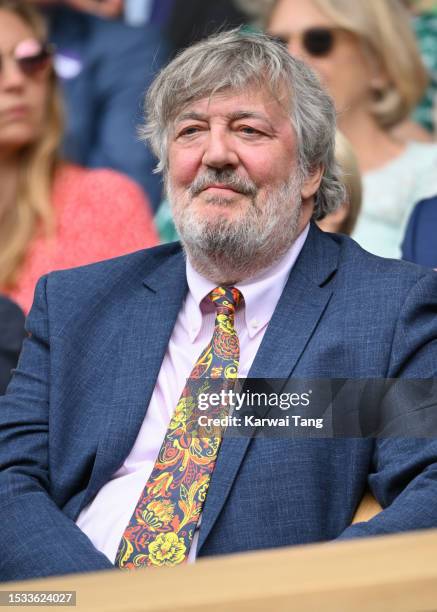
[1,30,437,581]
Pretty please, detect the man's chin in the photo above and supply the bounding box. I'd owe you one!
[188,199,249,228]
[177,213,244,252]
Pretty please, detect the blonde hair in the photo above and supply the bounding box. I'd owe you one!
[266,0,428,129]
[0,0,63,288]
[334,131,362,235]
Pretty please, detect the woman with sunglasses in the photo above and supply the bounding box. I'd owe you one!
[267,0,437,258]
[0,0,158,314]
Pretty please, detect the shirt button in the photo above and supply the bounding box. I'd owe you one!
[250,318,260,329]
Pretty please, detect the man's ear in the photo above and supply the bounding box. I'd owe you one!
[300,165,324,201]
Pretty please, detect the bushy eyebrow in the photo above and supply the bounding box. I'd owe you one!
[228,111,274,129]
[175,110,275,131]
[175,111,207,123]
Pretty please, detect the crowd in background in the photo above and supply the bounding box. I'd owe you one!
[1,0,437,392]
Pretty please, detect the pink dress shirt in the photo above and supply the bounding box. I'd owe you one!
[76,224,309,563]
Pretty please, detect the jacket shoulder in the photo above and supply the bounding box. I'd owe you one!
[334,232,433,284]
[32,243,183,319]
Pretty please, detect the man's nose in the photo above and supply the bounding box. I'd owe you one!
[202,130,239,169]
[1,57,26,90]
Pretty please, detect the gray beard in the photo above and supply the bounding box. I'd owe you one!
[168,176,303,284]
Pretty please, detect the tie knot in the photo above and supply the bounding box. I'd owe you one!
[209,286,243,315]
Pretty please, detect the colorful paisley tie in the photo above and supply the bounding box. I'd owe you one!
[116,286,242,569]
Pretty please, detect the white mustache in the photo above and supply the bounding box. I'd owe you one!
[189,171,257,197]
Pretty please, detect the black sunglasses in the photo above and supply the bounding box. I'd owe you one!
[0,38,54,78]
[272,27,341,57]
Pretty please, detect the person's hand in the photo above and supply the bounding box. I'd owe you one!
[28,0,124,19]
[65,0,124,18]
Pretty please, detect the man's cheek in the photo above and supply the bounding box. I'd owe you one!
[172,167,199,192]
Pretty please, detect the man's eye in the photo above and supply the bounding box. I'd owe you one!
[239,126,261,136]
[179,126,201,137]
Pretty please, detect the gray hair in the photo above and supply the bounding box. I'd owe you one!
[141,29,345,219]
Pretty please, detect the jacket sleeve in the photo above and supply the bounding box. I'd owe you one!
[0,277,114,582]
[338,270,437,540]
[401,197,437,268]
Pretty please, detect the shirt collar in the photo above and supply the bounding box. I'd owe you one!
[185,223,310,341]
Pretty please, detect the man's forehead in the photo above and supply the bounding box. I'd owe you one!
[173,85,291,123]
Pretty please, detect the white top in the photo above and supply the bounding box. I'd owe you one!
[352,142,437,259]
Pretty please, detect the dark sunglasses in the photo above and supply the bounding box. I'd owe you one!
[0,38,54,78]
[272,27,342,57]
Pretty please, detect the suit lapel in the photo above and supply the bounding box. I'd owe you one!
[197,225,339,552]
[84,247,188,505]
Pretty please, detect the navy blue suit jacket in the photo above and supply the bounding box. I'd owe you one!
[402,197,437,268]
[1,224,437,582]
